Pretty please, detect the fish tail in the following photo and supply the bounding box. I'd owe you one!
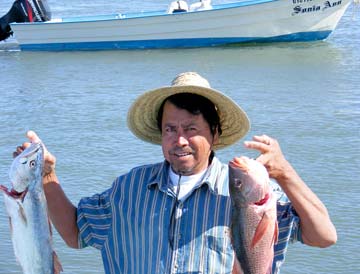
[53,250,63,273]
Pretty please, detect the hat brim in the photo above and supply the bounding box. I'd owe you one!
[127,85,250,150]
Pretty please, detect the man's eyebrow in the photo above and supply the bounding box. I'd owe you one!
[163,123,175,128]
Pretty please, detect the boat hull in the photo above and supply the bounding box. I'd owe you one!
[10,0,352,51]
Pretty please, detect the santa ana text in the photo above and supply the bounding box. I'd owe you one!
[292,0,342,15]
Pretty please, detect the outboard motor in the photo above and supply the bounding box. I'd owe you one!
[0,0,51,41]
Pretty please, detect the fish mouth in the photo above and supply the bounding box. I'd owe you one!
[229,158,250,173]
[15,142,42,164]
[23,143,42,157]
[0,184,28,202]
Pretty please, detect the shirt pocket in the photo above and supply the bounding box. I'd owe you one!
[204,227,234,274]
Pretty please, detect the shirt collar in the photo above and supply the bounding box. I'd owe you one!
[147,154,223,195]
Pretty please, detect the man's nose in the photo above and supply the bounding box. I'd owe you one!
[175,131,189,146]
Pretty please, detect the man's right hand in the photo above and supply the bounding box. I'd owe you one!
[14,130,57,178]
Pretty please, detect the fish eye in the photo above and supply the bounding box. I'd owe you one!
[29,160,36,168]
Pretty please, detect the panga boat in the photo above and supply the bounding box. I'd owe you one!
[0,0,354,51]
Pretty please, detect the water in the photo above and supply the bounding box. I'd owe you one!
[0,0,359,273]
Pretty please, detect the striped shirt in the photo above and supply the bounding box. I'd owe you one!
[77,156,302,274]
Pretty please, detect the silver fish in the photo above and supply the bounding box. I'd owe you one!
[229,156,278,274]
[0,142,62,274]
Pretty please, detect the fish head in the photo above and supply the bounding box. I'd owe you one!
[229,156,270,205]
[9,142,44,194]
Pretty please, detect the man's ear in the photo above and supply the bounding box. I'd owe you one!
[212,128,220,146]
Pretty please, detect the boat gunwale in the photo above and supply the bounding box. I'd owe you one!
[10,0,278,26]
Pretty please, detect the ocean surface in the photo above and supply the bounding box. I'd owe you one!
[0,0,359,273]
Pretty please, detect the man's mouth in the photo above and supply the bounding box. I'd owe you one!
[175,152,192,157]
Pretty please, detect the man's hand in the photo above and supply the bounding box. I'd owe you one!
[244,135,292,181]
[244,134,337,247]
[14,130,56,178]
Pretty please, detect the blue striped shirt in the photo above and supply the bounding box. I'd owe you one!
[77,156,302,274]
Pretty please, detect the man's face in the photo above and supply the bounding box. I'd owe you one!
[161,101,218,175]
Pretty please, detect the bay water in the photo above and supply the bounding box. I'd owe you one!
[0,0,359,273]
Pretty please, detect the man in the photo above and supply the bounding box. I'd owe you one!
[17,72,336,274]
[167,0,189,13]
[189,0,212,12]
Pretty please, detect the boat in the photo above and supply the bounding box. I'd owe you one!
[0,0,354,51]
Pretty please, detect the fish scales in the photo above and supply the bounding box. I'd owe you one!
[229,156,278,274]
[0,142,62,274]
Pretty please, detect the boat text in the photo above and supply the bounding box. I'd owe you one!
[293,0,314,4]
[292,0,342,15]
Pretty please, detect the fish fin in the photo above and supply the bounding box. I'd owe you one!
[273,221,279,245]
[251,211,272,248]
[17,203,28,225]
[19,188,28,203]
[232,256,243,274]
[8,216,13,235]
[53,251,63,273]
[48,217,53,235]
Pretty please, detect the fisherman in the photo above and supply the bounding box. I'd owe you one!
[167,0,189,13]
[16,72,337,274]
[189,0,212,12]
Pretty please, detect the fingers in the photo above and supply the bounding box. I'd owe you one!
[14,131,57,175]
[26,130,42,144]
[244,135,273,153]
[13,146,25,158]
[26,131,51,158]
[12,131,42,158]
[244,135,289,180]
[253,135,273,145]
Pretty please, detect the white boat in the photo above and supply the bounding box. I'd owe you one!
[0,0,354,51]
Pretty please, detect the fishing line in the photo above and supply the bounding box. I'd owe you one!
[168,174,181,250]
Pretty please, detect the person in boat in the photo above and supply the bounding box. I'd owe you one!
[167,0,189,13]
[190,0,212,11]
[16,72,337,274]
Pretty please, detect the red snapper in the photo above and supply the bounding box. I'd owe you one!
[229,156,278,274]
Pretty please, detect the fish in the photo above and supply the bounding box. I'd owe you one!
[229,156,278,274]
[0,142,63,274]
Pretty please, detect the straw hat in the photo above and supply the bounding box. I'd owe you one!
[127,72,250,150]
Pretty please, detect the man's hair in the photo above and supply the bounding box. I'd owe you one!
[156,93,222,137]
